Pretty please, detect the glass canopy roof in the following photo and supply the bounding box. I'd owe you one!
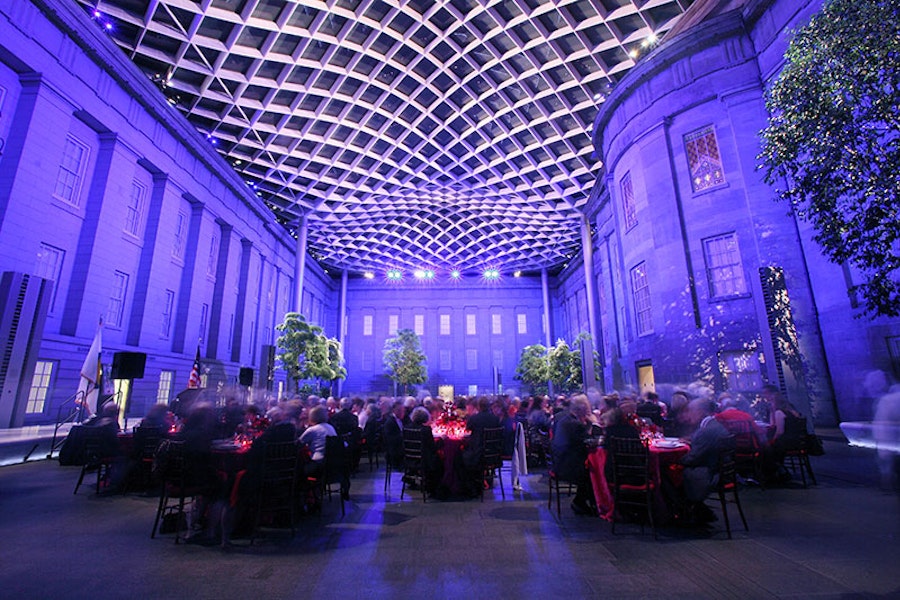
[78,0,694,275]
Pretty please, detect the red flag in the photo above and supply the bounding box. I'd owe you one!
[188,347,202,389]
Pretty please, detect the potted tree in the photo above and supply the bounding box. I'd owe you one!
[275,312,346,395]
[383,328,427,396]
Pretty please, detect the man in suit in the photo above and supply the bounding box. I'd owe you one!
[680,398,733,523]
[382,400,406,469]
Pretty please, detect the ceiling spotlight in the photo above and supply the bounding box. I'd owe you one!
[450,270,461,279]
[483,268,500,280]
[363,272,375,279]
[513,271,522,278]
[386,269,403,280]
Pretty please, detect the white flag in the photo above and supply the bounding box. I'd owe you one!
[77,322,103,416]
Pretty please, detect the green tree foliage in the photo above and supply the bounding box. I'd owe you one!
[515,343,550,395]
[383,328,427,394]
[515,334,600,394]
[275,312,346,393]
[758,0,900,317]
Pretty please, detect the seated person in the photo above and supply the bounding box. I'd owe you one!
[552,395,597,516]
[636,392,665,427]
[462,396,500,471]
[225,402,301,539]
[382,400,406,469]
[762,385,807,482]
[680,399,733,523]
[298,405,337,478]
[174,402,224,540]
[407,406,444,494]
[82,401,122,457]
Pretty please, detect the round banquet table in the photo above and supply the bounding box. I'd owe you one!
[587,439,689,522]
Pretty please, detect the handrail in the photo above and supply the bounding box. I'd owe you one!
[47,390,85,458]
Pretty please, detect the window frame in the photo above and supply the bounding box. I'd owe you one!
[630,262,653,336]
[684,125,726,193]
[53,135,89,207]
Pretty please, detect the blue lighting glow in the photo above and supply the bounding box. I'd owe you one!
[450,270,461,279]
[483,268,500,280]
[413,269,435,280]
[386,269,403,281]
[363,271,375,279]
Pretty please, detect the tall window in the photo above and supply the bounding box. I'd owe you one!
[161,290,175,339]
[199,303,209,345]
[493,349,504,371]
[631,262,652,336]
[704,233,747,298]
[491,313,502,335]
[685,126,725,192]
[388,314,399,336]
[124,181,145,236]
[440,349,452,370]
[54,136,88,207]
[620,172,637,229]
[207,234,218,277]
[361,350,374,371]
[363,314,373,336]
[440,314,450,335]
[414,314,424,336]
[157,370,174,405]
[107,271,129,328]
[466,313,476,335]
[26,361,55,414]
[34,243,65,312]
[517,313,527,335]
[466,349,478,370]
[172,210,188,259]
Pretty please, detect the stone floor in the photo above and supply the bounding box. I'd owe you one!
[0,431,898,599]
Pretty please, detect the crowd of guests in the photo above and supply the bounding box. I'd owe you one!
[68,381,816,540]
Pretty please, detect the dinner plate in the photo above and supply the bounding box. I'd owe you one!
[655,440,685,449]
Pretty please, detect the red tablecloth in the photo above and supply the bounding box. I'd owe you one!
[588,440,689,522]
[436,436,469,497]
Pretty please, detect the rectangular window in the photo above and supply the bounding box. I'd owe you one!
[34,243,65,312]
[157,370,174,405]
[107,271,129,328]
[685,126,726,192]
[363,314,373,336]
[199,302,209,345]
[517,313,527,335]
[493,349,504,371]
[440,349,452,371]
[466,348,478,371]
[440,314,450,335]
[361,350,374,371]
[207,234,218,277]
[466,313,476,335]
[161,290,175,339]
[631,262,652,336]
[124,180,145,237]
[172,210,188,259]
[54,136,88,206]
[414,314,424,336]
[26,360,54,414]
[388,314,399,336]
[704,233,747,298]
[227,313,234,351]
[620,171,637,229]
[491,313,501,335]
[720,351,762,392]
